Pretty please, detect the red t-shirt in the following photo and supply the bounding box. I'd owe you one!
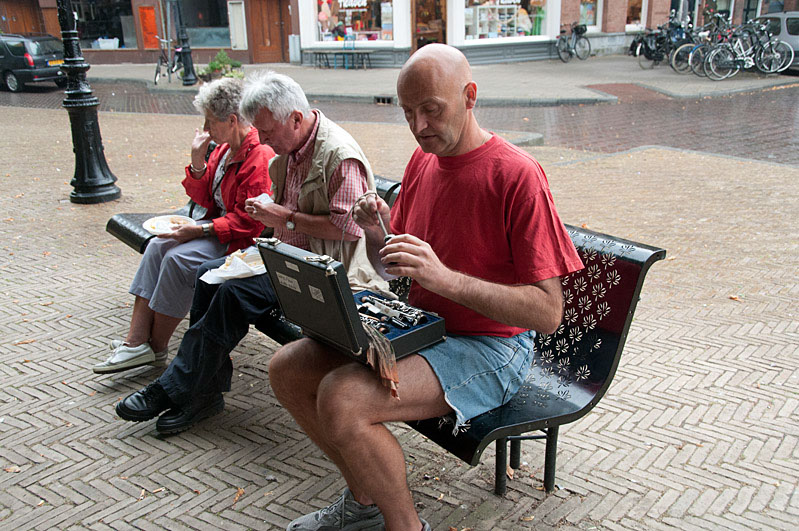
[390,134,583,337]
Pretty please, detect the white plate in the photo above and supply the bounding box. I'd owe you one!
[143,215,196,235]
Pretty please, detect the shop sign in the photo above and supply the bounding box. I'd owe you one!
[340,0,369,8]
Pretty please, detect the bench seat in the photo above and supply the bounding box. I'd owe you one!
[105,177,665,496]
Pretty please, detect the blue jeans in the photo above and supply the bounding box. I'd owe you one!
[157,257,277,406]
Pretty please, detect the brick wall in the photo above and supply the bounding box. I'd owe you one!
[603,0,629,32]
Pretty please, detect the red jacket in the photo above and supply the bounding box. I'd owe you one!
[182,128,274,253]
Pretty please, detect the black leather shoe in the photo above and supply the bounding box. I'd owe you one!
[155,393,224,434]
[116,381,173,422]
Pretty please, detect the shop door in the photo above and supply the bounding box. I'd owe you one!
[412,0,446,53]
[0,0,44,34]
[248,0,289,63]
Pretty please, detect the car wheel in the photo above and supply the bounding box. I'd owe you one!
[4,71,22,92]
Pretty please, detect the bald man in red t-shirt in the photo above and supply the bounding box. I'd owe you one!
[270,44,583,531]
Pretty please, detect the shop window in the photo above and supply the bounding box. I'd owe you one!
[179,0,231,48]
[72,0,138,50]
[317,0,394,42]
[464,0,548,40]
[580,0,599,28]
[626,0,643,26]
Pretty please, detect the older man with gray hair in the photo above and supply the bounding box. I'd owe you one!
[114,70,386,435]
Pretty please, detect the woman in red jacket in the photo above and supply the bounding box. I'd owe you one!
[94,77,274,374]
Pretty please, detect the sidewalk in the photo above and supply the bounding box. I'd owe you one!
[88,55,799,106]
[1,103,797,529]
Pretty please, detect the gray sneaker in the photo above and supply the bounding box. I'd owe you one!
[420,517,431,530]
[287,488,384,530]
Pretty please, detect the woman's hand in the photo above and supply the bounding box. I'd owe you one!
[157,224,204,243]
[191,128,212,170]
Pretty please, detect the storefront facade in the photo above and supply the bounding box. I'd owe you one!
[3,0,795,65]
[296,0,679,66]
[1,0,295,64]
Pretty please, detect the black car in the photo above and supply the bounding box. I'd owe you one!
[0,33,67,92]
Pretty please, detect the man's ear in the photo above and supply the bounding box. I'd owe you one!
[291,110,304,130]
[464,81,478,110]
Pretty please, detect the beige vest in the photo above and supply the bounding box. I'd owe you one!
[270,111,390,295]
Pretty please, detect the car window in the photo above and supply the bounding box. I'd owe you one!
[27,38,63,55]
[5,39,26,56]
[787,17,799,36]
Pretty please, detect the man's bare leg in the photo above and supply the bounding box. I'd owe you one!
[270,339,451,531]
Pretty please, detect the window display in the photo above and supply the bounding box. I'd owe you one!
[464,0,548,40]
[626,0,643,25]
[317,0,394,41]
[580,0,598,27]
[71,0,138,50]
[180,0,231,48]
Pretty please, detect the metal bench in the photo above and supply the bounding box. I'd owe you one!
[105,177,665,496]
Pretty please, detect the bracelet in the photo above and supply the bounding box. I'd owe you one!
[202,223,212,237]
[190,162,207,174]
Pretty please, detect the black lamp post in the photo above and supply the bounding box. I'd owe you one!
[173,0,198,86]
[56,0,121,204]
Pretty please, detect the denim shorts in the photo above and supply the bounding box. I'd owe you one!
[418,330,536,431]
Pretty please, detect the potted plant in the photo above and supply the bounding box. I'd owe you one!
[198,50,243,82]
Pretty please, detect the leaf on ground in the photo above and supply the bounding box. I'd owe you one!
[232,487,244,506]
[521,515,535,521]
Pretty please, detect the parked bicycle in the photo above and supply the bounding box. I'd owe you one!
[556,22,591,63]
[154,36,183,85]
[636,10,693,69]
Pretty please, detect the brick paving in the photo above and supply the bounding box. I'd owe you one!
[1,77,798,530]
[2,77,798,166]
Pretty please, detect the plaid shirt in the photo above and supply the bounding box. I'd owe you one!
[275,110,367,249]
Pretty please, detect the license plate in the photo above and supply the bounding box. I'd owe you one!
[48,59,64,66]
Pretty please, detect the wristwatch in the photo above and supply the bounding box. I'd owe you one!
[286,211,296,231]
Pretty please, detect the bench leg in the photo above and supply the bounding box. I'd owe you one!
[510,438,521,469]
[494,437,508,496]
[544,426,559,492]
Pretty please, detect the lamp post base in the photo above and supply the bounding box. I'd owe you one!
[70,183,122,204]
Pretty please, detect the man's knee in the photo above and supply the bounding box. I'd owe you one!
[316,366,373,442]
[269,340,310,394]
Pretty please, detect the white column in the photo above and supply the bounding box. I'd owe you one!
[546,0,562,38]
[299,0,318,48]
[393,0,412,48]
[449,1,465,46]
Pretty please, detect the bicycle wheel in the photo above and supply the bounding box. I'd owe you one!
[689,44,709,77]
[556,37,571,63]
[574,36,591,60]
[638,43,656,69]
[706,47,738,80]
[756,40,782,73]
[670,43,695,74]
[774,40,795,73]
[154,57,164,85]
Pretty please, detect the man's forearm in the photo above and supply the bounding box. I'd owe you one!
[434,270,563,334]
[294,212,359,242]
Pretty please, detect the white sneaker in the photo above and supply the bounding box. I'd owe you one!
[93,343,167,374]
[110,339,124,350]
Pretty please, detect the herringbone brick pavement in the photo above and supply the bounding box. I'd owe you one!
[1,106,797,530]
